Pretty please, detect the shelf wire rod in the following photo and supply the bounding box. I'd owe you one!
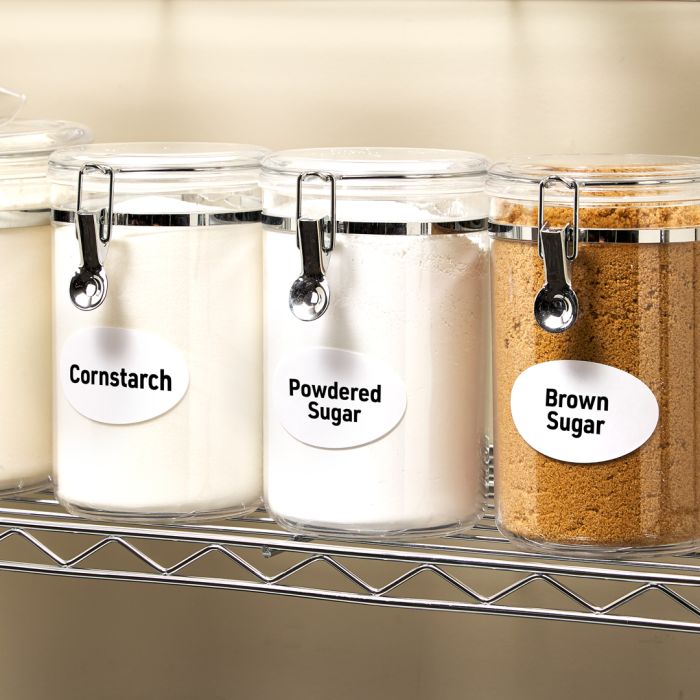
[63,536,167,573]
[160,551,606,613]
[590,582,700,620]
[164,544,267,579]
[481,574,558,606]
[466,572,617,611]
[0,528,168,574]
[652,584,700,618]
[2,502,689,577]
[0,510,326,544]
[0,558,699,634]
[158,550,678,621]
[0,503,512,551]
[6,504,700,579]
[335,536,700,574]
[266,554,378,591]
[0,528,65,566]
[0,519,700,585]
[533,574,602,612]
[0,526,643,612]
[128,544,378,594]
[3,523,693,623]
[595,583,659,615]
[370,563,484,602]
[2,516,700,588]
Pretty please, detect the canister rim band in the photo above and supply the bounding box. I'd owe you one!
[489,222,700,243]
[51,209,261,227]
[0,208,50,229]
[263,215,487,235]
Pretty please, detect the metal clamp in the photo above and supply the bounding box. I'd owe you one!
[288,172,337,321]
[533,175,580,333]
[537,175,579,261]
[69,163,114,311]
[296,171,336,253]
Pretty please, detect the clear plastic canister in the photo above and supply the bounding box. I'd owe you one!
[0,119,91,495]
[488,154,700,556]
[50,142,267,522]
[262,147,490,538]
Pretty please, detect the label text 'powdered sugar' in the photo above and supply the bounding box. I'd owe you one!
[274,348,407,448]
[289,378,382,426]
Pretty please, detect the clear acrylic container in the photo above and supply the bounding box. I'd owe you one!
[0,119,91,495]
[488,154,700,557]
[262,147,490,539]
[50,142,267,522]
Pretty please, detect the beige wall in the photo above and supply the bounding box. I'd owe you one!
[1,1,700,699]
[6,0,700,158]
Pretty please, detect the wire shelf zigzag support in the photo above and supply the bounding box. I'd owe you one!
[0,496,698,634]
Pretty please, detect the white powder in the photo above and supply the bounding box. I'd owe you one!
[0,224,52,492]
[0,117,91,495]
[53,201,262,519]
[263,226,488,536]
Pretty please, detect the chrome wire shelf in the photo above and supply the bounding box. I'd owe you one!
[1,493,700,634]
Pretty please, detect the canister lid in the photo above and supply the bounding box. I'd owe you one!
[0,120,92,216]
[50,142,267,189]
[262,147,488,225]
[0,119,91,158]
[487,154,700,204]
[263,147,487,191]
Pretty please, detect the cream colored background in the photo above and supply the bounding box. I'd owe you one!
[2,1,700,699]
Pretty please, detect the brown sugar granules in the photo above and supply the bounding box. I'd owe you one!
[492,201,700,552]
[492,199,700,230]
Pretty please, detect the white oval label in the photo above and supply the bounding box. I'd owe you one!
[510,360,659,464]
[60,327,189,425]
[273,347,407,449]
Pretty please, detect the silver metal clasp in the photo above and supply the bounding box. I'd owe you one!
[69,163,115,311]
[533,175,580,333]
[288,171,336,321]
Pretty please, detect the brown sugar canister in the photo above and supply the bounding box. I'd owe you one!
[488,155,700,556]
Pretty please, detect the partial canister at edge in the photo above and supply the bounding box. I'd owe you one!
[0,119,91,495]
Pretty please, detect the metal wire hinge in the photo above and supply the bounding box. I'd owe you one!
[288,171,337,322]
[533,175,581,333]
[69,163,115,311]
